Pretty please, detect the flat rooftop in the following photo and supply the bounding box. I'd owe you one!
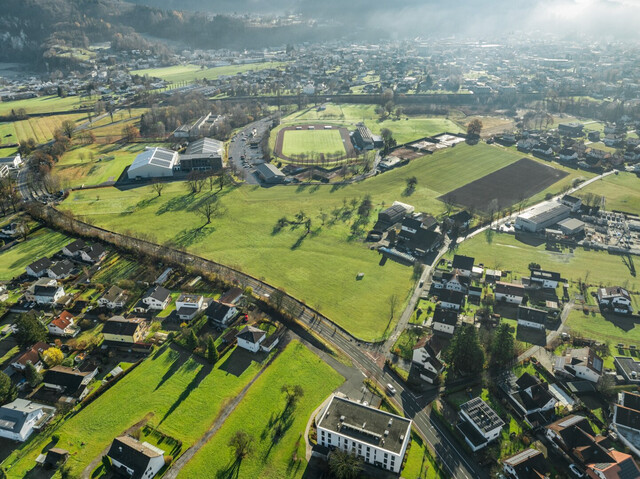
[317,395,411,455]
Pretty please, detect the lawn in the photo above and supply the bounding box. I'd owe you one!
[275,103,463,145]
[575,173,640,216]
[281,129,346,158]
[91,253,146,285]
[176,341,343,479]
[0,229,71,280]
[0,95,94,116]
[131,62,288,84]
[1,344,265,478]
[398,433,441,479]
[13,113,89,144]
[448,231,640,290]
[56,142,161,187]
[0,122,18,144]
[60,142,568,340]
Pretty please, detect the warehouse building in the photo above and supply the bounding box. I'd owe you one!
[127,147,178,179]
[515,202,571,233]
[557,217,585,236]
[178,138,224,173]
[255,162,286,184]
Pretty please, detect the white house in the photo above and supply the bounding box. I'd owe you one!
[437,290,465,311]
[457,397,504,452]
[494,282,525,304]
[26,258,53,278]
[175,294,204,321]
[529,269,562,289]
[0,399,55,442]
[79,244,106,263]
[509,373,557,418]
[141,285,172,311]
[206,301,238,326]
[62,239,86,258]
[236,325,266,353]
[502,449,547,479]
[560,195,582,212]
[441,270,470,294]
[553,347,603,383]
[11,341,50,372]
[98,286,128,310]
[597,286,633,314]
[411,337,444,384]
[47,311,79,337]
[34,284,65,305]
[431,308,458,336]
[0,153,22,170]
[316,395,412,474]
[24,278,57,302]
[517,306,547,330]
[46,260,74,280]
[451,255,474,277]
[107,436,165,479]
[127,147,178,179]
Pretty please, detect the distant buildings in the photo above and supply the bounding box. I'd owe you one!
[316,395,412,473]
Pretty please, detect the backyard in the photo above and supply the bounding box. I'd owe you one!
[0,228,71,281]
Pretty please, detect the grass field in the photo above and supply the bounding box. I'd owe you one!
[281,129,346,158]
[60,142,572,339]
[274,104,463,146]
[0,95,94,117]
[177,341,343,479]
[575,173,640,215]
[56,142,162,187]
[0,229,71,281]
[1,344,265,478]
[401,434,442,479]
[0,122,17,144]
[131,62,288,84]
[13,113,88,143]
[448,231,640,290]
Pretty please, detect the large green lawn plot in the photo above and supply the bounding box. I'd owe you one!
[131,62,287,85]
[1,345,264,478]
[60,143,571,340]
[0,229,71,281]
[281,129,346,158]
[177,341,343,479]
[575,173,640,216]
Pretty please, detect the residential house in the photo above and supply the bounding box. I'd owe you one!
[236,325,266,353]
[437,290,465,311]
[597,287,633,314]
[585,450,640,479]
[107,436,165,479]
[11,341,50,372]
[431,308,458,336]
[495,282,526,304]
[218,287,243,305]
[502,449,548,479]
[485,269,502,283]
[175,294,205,321]
[206,301,237,326]
[457,397,505,452]
[468,286,482,302]
[98,286,129,310]
[517,306,547,330]
[47,311,79,337]
[46,260,74,280]
[553,347,604,383]
[560,195,582,212]
[0,399,55,442]
[26,258,53,278]
[447,210,472,231]
[141,285,172,311]
[507,373,557,425]
[451,255,475,277]
[529,269,562,289]
[411,336,444,384]
[441,270,470,294]
[79,244,106,263]
[62,239,86,258]
[102,317,147,344]
[42,365,97,402]
[315,395,412,473]
[558,148,579,162]
[25,278,57,302]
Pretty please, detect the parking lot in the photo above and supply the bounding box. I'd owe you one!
[228,117,273,185]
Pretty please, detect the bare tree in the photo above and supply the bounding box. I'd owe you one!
[196,195,221,225]
[151,179,164,197]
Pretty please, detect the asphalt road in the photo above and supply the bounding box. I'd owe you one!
[227,117,273,185]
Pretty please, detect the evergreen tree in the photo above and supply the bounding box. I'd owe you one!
[207,337,219,364]
[490,323,515,366]
[25,362,43,387]
[186,330,199,351]
[445,324,485,374]
[0,372,17,404]
[14,313,47,347]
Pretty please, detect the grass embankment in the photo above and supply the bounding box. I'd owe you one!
[1,345,264,478]
[176,341,343,478]
[61,142,539,339]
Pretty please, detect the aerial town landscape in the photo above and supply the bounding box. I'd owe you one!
[1,0,640,478]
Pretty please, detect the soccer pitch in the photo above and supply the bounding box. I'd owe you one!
[281,129,347,158]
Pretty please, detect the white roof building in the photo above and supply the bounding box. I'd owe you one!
[127,147,178,179]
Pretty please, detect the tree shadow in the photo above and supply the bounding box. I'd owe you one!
[219,348,262,377]
[156,194,198,215]
[401,186,415,197]
[261,403,297,460]
[330,183,347,193]
[136,196,158,210]
[158,363,212,426]
[216,457,243,479]
[174,226,216,248]
[154,348,186,391]
[291,232,310,250]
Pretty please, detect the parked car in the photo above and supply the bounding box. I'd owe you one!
[386,383,397,395]
[569,464,584,477]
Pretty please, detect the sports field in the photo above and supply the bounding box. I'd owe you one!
[131,62,288,84]
[59,142,570,340]
[281,128,347,158]
[177,341,343,479]
[273,103,463,146]
[1,345,264,478]
[575,172,640,215]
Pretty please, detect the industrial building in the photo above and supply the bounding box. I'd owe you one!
[515,202,571,233]
[316,395,412,473]
[255,162,286,184]
[127,147,178,179]
[557,217,585,236]
[179,138,224,172]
